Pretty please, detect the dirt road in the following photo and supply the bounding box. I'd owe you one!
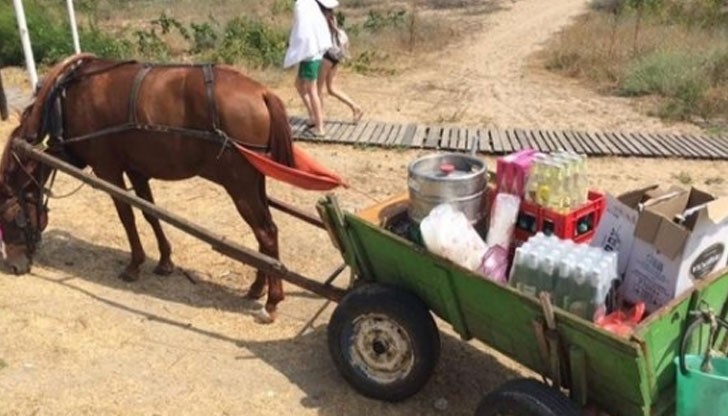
[1,1,721,415]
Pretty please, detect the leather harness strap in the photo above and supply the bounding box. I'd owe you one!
[202,64,222,133]
[128,64,153,125]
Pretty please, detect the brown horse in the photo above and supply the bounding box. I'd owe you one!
[0,54,297,322]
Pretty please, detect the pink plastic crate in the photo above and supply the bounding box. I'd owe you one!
[495,149,538,197]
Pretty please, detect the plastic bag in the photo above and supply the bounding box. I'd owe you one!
[478,244,509,284]
[487,193,521,249]
[420,204,486,271]
[594,302,645,337]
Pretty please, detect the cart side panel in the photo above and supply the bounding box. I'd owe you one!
[635,272,728,415]
[344,215,651,416]
[450,273,652,416]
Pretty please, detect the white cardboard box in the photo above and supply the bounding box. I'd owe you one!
[590,185,684,277]
[621,187,728,312]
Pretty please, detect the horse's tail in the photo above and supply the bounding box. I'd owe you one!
[263,91,294,168]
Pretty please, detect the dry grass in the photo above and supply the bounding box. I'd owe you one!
[539,9,728,126]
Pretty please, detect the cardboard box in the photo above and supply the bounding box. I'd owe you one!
[621,187,728,312]
[590,185,685,277]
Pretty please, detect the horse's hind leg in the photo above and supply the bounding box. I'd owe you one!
[127,171,175,275]
[224,176,282,323]
[93,167,146,281]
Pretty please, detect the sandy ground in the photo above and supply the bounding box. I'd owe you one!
[2,1,727,415]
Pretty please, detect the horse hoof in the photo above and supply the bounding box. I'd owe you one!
[254,308,276,324]
[119,269,140,282]
[154,261,175,276]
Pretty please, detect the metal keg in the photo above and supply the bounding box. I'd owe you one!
[407,153,488,224]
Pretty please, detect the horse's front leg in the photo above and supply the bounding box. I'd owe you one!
[127,171,174,275]
[95,168,146,281]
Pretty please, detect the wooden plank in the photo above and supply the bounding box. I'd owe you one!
[675,133,716,160]
[456,127,468,151]
[544,130,570,152]
[659,132,701,159]
[424,125,442,149]
[383,124,402,146]
[375,123,393,145]
[411,124,428,148]
[367,123,385,146]
[344,121,371,144]
[440,125,454,150]
[688,133,728,158]
[468,129,496,154]
[504,129,523,151]
[385,123,400,145]
[325,121,344,142]
[400,123,418,147]
[626,131,664,157]
[596,131,637,157]
[635,132,675,157]
[488,127,505,154]
[568,130,596,155]
[600,131,632,156]
[594,131,625,156]
[652,132,694,159]
[354,121,379,145]
[712,134,728,154]
[514,128,536,151]
[687,133,727,158]
[527,129,549,152]
[612,131,649,157]
[331,121,356,143]
[535,130,556,152]
[555,130,584,154]
[582,131,613,156]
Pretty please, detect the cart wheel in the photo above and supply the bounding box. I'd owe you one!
[475,378,580,416]
[327,283,440,402]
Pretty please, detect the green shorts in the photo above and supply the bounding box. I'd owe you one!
[298,59,322,81]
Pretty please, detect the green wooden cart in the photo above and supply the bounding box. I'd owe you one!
[317,193,728,416]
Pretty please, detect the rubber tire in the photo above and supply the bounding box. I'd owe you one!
[475,378,580,416]
[327,283,441,402]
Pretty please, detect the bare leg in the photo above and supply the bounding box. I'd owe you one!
[295,75,314,125]
[127,171,174,275]
[94,167,146,281]
[325,62,363,122]
[302,78,324,135]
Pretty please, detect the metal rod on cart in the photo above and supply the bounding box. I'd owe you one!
[13,140,346,302]
[268,197,325,229]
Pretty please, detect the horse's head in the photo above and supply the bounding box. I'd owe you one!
[0,117,50,274]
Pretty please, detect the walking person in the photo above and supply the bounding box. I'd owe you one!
[283,0,339,138]
[318,8,364,124]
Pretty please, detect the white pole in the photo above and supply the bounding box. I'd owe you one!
[11,0,38,89]
[66,0,81,53]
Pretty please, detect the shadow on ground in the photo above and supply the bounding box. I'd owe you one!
[29,229,527,415]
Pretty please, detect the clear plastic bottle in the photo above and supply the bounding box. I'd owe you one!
[525,153,548,203]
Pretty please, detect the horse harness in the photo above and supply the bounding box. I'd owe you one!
[42,60,268,153]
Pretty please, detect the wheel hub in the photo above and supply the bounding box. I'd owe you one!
[349,313,415,384]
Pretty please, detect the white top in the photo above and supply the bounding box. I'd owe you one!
[283,0,333,68]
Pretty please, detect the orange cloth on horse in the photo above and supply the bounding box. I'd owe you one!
[234,143,347,191]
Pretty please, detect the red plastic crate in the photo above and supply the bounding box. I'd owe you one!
[513,190,606,244]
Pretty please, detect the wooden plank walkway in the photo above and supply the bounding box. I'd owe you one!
[289,116,728,160]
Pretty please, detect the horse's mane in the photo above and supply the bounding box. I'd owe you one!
[25,53,97,141]
[0,53,97,186]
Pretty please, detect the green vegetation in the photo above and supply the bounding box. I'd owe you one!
[544,0,728,126]
[0,0,465,76]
